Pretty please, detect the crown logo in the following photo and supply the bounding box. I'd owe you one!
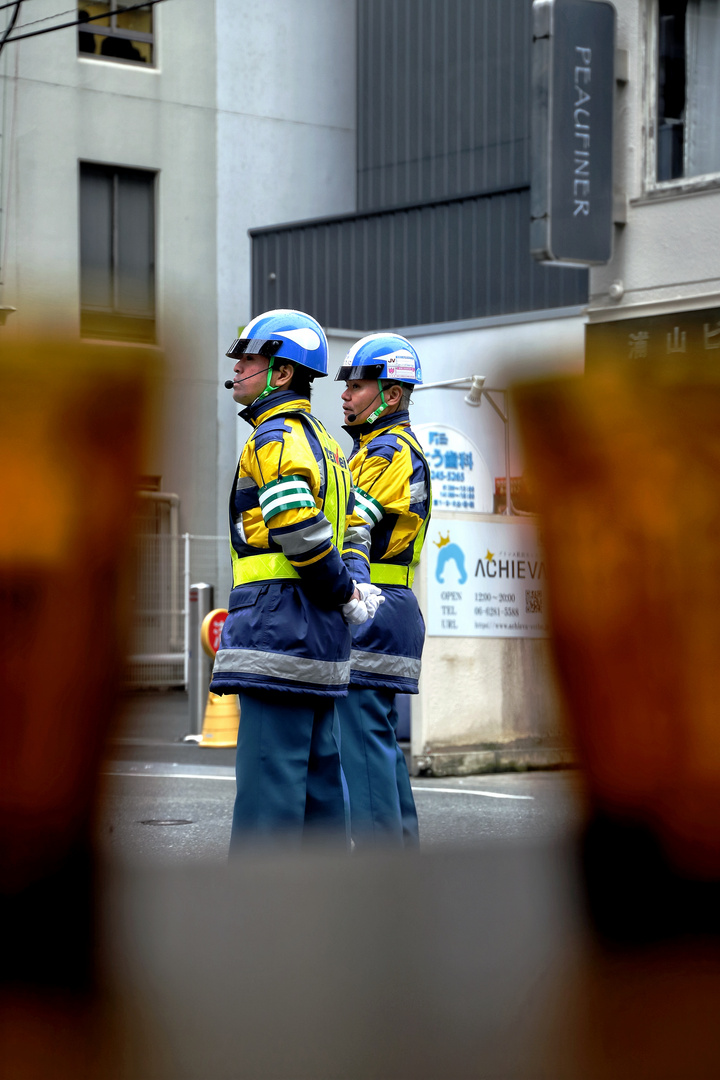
[434,531,451,549]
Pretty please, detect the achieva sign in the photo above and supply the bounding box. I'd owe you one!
[474,551,546,580]
[427,519,550,639]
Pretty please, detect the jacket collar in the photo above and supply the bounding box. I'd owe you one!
[240,390,311,428]
[342,409,411,452]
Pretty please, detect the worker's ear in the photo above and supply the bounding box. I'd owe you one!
[385,383,403,407]
[274,362,294,388]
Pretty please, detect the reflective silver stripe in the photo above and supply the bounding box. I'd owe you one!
[276,516,333,556]
[350,650,422,680]
[236,476,256,491]
[344,522,371,557]
[409,480,427,503]
[214,648,350,686]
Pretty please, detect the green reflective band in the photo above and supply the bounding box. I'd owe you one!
[354,487,384,527]
[231,550,300,587]
[258,475,315,522]
[262,496,316,520]
[370,563,414,587]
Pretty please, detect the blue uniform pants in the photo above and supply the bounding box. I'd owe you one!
[335,687,420,849]
[230,691,350,852]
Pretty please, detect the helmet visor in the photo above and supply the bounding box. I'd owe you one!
[334,363,385,382]
[226,337,283,360]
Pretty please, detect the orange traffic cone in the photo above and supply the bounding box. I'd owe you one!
[199,692,240,748]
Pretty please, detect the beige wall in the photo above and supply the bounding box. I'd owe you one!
[412,513,572,777]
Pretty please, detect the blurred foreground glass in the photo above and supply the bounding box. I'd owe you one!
[515,367,720,940]
[0,335,159,989]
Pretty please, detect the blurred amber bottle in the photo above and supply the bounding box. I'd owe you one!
[0,335,159,987]
[516,368,720,939]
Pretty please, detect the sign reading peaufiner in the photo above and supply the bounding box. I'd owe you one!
[530,0,616,266]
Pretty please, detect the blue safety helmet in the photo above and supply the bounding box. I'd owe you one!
[334,332,423,385]
[226,309,329,378]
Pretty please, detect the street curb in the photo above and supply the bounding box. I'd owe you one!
[413,746,577,776]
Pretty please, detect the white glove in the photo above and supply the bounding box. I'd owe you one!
[342,596,369,625]
[355,581,385,619]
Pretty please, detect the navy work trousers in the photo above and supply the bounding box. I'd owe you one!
[335,686,420,849]
[230,691,350,852]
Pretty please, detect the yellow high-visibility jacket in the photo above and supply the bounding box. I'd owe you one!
[211,390,356,698]
[342,410,431,693]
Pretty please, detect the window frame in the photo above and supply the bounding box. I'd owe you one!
[78,161,158,345]
[77,2,155,67]
[643,0,720,198]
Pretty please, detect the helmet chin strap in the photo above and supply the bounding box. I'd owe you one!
[364,380,389,425]
[252,359,279,404]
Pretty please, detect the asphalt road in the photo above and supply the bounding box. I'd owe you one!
[97,761,586,864]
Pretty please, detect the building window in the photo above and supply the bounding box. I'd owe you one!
[657,0,720,182]
[78,3,154,65]
[79,163,156,343]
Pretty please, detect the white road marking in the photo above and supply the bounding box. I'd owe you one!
[103,763,534,799]
[104,763,235,779]
[411,787,534,801]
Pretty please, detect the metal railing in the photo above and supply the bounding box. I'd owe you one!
[126,533,230,689]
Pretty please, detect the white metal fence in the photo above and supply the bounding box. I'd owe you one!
[126,533,231,689]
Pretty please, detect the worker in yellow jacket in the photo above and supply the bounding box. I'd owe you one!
[211,309,382,848]
[334,333,431,847]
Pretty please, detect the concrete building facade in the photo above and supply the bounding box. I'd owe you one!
[0,0,357,544]
[12,2,706,770]
[588,0,720,349]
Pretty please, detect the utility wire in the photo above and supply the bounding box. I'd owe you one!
[2,0,167,45]
[0,3,21,51]
[14,7,76,32]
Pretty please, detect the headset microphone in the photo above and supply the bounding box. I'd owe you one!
[345,385,389,426]
[223,364,273,391]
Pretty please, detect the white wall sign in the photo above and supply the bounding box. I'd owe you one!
[413,423,493,513]
[426,518,549,638]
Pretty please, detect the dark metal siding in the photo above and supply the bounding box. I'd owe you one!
[249,0,588,329]
[251,190,587,331]
[358,0,532,210]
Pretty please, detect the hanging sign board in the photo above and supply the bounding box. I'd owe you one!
[426,518,550,638]
[585,306,720,372]
[531,0,616,265]
[413,423,493,514]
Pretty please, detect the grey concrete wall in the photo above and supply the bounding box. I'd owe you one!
[0,0,359,548]
[216,0,358,519]
[0,0,219,537]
